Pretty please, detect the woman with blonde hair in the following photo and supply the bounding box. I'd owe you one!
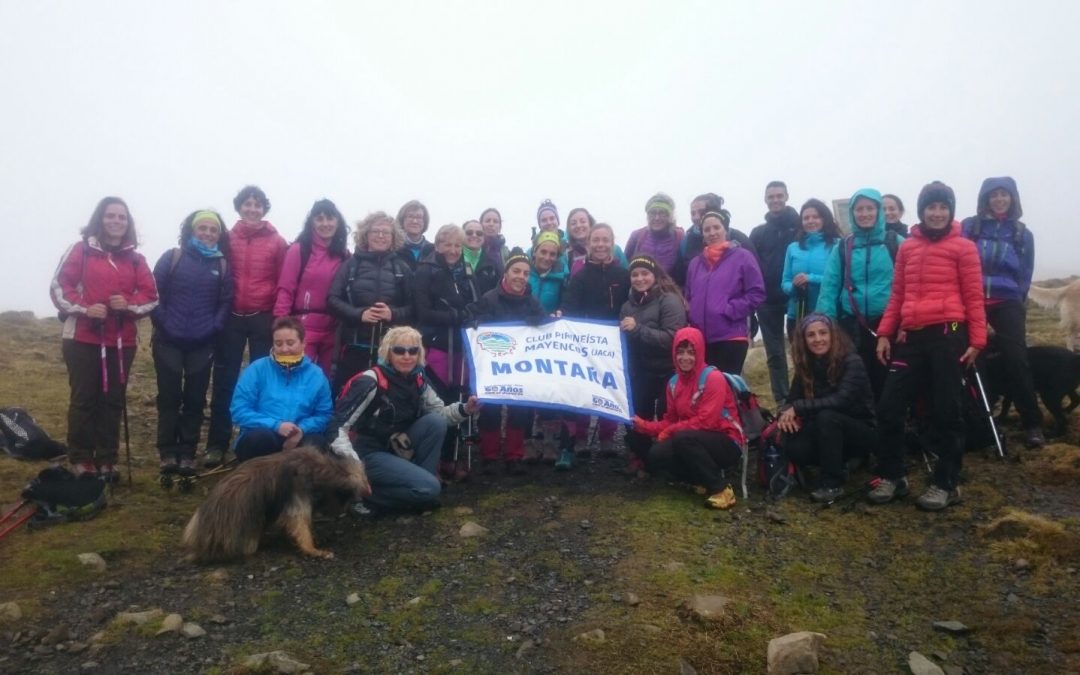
[327,211,414,395]
[329,326,479,512]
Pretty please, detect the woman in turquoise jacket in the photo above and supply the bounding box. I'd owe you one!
[528,231,567,314]
[781,198,840,338]
[815,188,898,399]
[230,316,334,461]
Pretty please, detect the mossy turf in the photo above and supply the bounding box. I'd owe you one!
[0,303,1078,672]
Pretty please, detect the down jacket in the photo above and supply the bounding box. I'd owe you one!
[633,327,744,445]
[413,253,479,351]
[786,352,875,422]
[620,289,687,375]
[228,221,288,314]
[230,355,333,441]
[327,250,414,345]
[50,237,159,347]
[561,259,631,321]
[151,244,232,347]
[876,223,987,349]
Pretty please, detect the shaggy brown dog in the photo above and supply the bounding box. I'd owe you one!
[181,446,371,562]
[1028,280,1080,351]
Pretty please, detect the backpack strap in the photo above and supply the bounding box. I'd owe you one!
[692,366,717,406]
[841,233,890,333]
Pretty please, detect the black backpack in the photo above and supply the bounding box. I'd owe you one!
[22,466,107,527]
[0,408,68,461]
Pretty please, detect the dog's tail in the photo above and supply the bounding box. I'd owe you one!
[1028,284,1068,311]
[180,465,272,563]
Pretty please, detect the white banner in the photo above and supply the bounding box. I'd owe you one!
[463,318,634,422]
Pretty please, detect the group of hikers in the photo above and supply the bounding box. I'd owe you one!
[47,175,1038,512]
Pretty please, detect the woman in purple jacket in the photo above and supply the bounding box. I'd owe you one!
[684,211,766,374]
[150,210,234,476]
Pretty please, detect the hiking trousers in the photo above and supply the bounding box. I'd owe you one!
[784,409,877,488]
[875,323,968,490]
[234,428,327,462]
[153,338,214,461]
[206,311,273,452]
[756,303,789,404]
[626,368,670,461]
[359,412,445,511]
[987,300,1041,430]
[646,430,742,494]
[62,339,136,465]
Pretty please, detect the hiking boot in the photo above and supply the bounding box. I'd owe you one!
[916,485,962,511]
[810,486,844,504]
[159,458,179,475]
[866,477,909,505]
[596,439,618,458]
[73,462,98,479]
[1023,427,1046,449]
[99,464,121,484]
[554,448,574,471]
[203,448,224,469]
[177,459,197,477]
[705,486,737,510]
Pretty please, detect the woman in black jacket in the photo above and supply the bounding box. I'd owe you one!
[414,224,480,481]
[559,224,631,468]
[619,255,687,475]
[777,313,876,503]
[327,211,413,395]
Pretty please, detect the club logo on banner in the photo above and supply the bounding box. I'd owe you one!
[463,318,634,422]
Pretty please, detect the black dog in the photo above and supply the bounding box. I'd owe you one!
[982,344,1080,437]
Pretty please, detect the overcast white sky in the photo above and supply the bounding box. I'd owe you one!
[2,0,1078,316]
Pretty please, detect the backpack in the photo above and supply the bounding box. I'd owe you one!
[757,420,798,499]
[0,408,68,461]
[665,367,768,446]
[966,219,1027,257]
[839,230,900,329]
[21,466,107,528]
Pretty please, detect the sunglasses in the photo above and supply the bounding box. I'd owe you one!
[391,346,420,356]
[465,230,484,237]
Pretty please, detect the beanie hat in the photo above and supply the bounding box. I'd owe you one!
[505,247,530,270]
[917,181,956,222]
[532,231,562,251]
[628,255,659,274]
[645,192,675,214]
[536,199,559,225]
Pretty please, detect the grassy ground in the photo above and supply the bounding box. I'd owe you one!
[0,303,1078,673]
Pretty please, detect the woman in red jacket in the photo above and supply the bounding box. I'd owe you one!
[870,182,987,511]
[205,185,289,467]
[49,197,159,481]
[274,199,350,378]
[633,326,744,509]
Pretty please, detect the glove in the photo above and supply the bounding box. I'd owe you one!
[389,432,414,461]
[658,428,673,442]
[631,415,647,432]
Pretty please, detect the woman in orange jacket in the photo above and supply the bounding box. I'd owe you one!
[869,182,986,511]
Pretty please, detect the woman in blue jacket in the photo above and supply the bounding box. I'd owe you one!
[781,199,840,338]
[151,210,233,476]
[230,316,333,461]
[815,188,897,400]
[528,231,567,314]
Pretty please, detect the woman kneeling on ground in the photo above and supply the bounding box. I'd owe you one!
[778,313,876,503]
[329,326,479,512]
[633,327,745,509]
[870,182,986,511]
[230,316,333,461]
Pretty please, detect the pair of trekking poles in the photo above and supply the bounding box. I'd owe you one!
[97,313,133,487]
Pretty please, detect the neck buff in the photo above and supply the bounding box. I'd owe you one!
[272,352,304,369]
[703,241,732,267]
[463,246,481,271]
[917,222,950,242]
[189,236,221,257]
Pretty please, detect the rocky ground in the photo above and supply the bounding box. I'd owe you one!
[1,310,1079,673]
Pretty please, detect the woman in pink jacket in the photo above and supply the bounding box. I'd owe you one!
[274,199,350,377]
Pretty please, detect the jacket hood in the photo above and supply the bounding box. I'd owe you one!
[671,326,707,383]
[848,188,885,240]
[977,176,1022,220]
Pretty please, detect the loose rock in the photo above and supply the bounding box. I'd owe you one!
[515,639,535,659]
[243,650,311,673]
[0,602,22,622]
[156,614,183,636]
[679,658,699,675]
[81,661,99,671]
[766,508,787,524]
[453,506,474,515]
[908,651,945,675]
[681,594,729,623]
[181,623,206,639]
[662,561,686,572]
[943,667,964,675]
[40,626,69,646]
[346,593,361,606]
[459,522,489,538]
[932,620,971,635]
[114,609,164,626]
[574,628,606,644]
[767,631,826,674]
[625,592,641,607]
[77,553,107,573]
[205,569,229,583]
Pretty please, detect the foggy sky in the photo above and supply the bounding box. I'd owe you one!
[2,0,1078,317]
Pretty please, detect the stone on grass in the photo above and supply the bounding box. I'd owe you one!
[114,609,163,626]
[908,651,945,675]
[662,561,686,572]
[681,594,730,623]
[574,628,606,644]
[767,631,827,675]
[80,661,99,671]
[943,666,964,675]
[155,614,183,636]
[459,521,489,538]
[77,553,107,572]
[346,593,361,606]
[0,601,22,622]
[453,506,474,515]
[515,639,535,659]
[679,657,699,674]
[40,625,70,646]
[244,650,311,673]
[625,592,641,606]
[406,596,423,606]
[181,622,206,639]
[932,620,971,635]
[205,569,229,583]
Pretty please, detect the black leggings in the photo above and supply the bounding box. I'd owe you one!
[783,409,877,488]
[705,341,749,375]
[646,430,742,493]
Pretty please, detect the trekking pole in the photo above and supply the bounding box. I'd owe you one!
[98,321,109,394]
[0,500,37,541]
[116,314,133,486]
[971,366,1006,459]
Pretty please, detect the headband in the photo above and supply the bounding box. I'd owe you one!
[191,210,222,227]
